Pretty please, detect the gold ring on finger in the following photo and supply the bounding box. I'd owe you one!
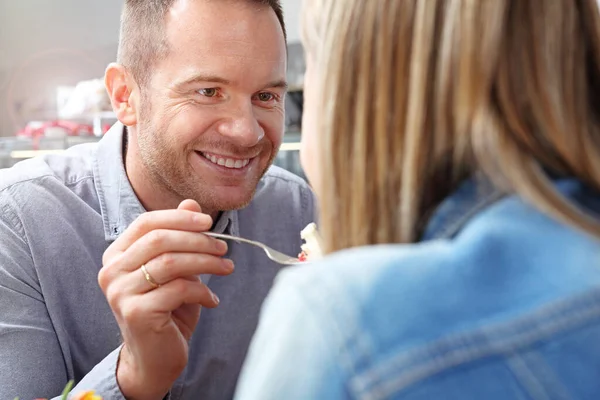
[140,264,161,289]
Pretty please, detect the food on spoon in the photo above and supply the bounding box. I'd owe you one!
[298,250,308,262]
[298,223,323,262]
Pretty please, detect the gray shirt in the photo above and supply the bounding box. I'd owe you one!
[0,123,316,400]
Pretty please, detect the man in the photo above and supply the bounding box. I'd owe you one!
[0,1,315,399]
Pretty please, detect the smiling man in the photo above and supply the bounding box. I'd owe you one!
[115,0,292,218]
[0,1,315,399]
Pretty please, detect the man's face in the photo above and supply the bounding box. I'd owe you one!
[135,0,287,213]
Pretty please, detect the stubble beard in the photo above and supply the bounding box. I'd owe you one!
[136,111,279,213]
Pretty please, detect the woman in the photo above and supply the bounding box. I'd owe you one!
[235,0,600,399]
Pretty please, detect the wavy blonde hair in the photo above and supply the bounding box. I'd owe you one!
[302,0,600,254]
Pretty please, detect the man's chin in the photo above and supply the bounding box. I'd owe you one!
[199,188,257,213]
[187,159,273,213]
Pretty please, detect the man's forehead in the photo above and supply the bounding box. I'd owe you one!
[163,38,287,80]
[162,0,286,69]
[165,0,285,52]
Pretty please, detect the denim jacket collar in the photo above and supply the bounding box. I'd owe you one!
[421,177,506,241]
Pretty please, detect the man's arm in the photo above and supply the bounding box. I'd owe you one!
[0,208,125,399]
[2,197,232,399]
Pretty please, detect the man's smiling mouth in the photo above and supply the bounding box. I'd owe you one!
[197,151,252,169]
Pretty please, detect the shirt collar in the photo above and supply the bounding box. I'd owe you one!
[421,176,506,241]
[93,122,237,242]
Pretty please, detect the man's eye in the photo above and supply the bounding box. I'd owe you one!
[198,88,218,97]
[257,92,275,102]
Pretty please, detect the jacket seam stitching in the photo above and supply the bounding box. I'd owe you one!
[507,350,573,400]
[302,273,375,399]
[505,353,551,400]
[350,289,600,399]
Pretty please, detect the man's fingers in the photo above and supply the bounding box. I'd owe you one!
[178,199,202,213]
[99,231,229,291]
[111,230,228,273]
[152,278,220,310]
[123,278,220,323]
[103,209,213,263]
[126,253,234,294]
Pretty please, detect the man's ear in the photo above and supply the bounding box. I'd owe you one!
[104,63,138,126]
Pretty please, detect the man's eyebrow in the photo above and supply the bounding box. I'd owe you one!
[266,79,288,91]
[176,74,232,87]
[175,75,288,91]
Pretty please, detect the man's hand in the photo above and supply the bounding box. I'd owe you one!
[98,200,234,400]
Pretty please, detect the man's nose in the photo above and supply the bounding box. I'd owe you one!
[217,104,265,147]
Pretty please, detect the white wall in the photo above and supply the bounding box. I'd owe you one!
[0,0,303,136]
[0,0,302,70]
[0,0,122,71]
[282,0,303,43]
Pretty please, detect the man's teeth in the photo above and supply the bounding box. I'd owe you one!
[201,153,250,169]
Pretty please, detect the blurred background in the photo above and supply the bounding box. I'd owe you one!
[0,0,306,178]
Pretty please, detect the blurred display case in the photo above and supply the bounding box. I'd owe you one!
[0,132,306,176]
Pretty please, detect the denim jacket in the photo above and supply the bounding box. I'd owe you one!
[234,178,600,400]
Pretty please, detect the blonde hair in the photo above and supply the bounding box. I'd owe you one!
[302,0,600,254]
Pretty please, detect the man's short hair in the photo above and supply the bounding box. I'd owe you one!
[117,0,287,86]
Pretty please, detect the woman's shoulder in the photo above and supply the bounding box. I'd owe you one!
[283,187,600,314]
[270,196,600,396]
